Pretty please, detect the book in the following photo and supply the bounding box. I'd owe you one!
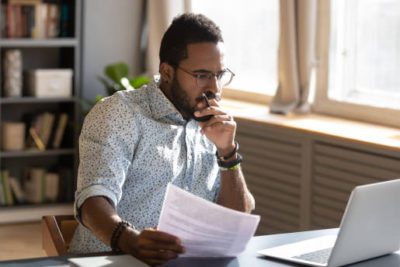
[52,113,68,149]
[0,173,5,205]
[40,112,55,148]
[0,5,6,38]
[29,126,45,151]
[1,170,14,205]
[6,4,15,38]
[46,4,59,38]
[24,167,45,204]
[9,177,25,203]
[59,0,71,37]
[25,112,55,150]
[44,172,59,202]
[25,113,44,150]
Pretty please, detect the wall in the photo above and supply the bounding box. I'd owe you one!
[81,0,144,101]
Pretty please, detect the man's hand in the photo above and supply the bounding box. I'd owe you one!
[122,228,185,266]
[194,98,236,156]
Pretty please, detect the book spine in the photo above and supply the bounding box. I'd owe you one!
[0,172,5,205]
[52,113,68,148]
[9,177,25,203]
[1,170,14,205]
[25,168,46,204]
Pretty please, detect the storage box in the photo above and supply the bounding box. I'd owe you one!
[28,69,73,98]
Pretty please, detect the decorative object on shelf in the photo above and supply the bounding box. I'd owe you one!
[27,69,73,98]
[3,49,23,97]
[1,121,25,151]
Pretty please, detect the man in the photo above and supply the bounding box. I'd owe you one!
[69,13,255,266]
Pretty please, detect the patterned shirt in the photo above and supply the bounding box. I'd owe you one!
[69,77,221,253]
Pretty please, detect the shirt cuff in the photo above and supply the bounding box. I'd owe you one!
[74,184,119,226]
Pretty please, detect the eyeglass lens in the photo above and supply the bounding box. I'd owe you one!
[196,71,233,89]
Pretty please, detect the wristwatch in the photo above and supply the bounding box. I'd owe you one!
[217,152,243,168]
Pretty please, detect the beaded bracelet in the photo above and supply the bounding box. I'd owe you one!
[110,220,133,252]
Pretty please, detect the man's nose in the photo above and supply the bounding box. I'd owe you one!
[206,75,220,94]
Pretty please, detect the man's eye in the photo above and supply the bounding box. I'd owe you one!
[196,73,211,80]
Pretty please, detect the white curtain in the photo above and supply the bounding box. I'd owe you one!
[270,0,317,114]
[146,0,190,75]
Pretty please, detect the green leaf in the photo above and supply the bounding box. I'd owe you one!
[129,75,151,89]
[95,95,104,102]
[105,62,129,84]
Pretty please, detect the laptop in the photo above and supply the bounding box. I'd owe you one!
[258,179,400,267]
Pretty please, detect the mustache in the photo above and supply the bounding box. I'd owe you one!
[192,92,221,122]
[195,92,222,103]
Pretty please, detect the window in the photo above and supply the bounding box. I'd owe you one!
[190,0,279,98]
[315,0,400,127]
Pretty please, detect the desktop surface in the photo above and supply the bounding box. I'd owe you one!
[1,228,400,267]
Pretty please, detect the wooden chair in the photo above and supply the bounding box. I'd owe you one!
[42,215,79,256]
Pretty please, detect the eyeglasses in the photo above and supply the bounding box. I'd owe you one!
[176,66,235,89]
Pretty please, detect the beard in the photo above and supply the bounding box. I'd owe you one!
[170,75,198,121]
[169,75,214,122]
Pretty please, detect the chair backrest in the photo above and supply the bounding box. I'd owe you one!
[42,215,78,256]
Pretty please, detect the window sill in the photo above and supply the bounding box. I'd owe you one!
[221,98,400,152]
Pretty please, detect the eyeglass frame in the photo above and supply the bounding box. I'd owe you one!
[175,65,235,89]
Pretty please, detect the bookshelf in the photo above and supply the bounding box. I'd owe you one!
[0,0,82,223]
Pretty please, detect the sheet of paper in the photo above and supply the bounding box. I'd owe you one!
[68,255,149,267]
[158,183,260,257]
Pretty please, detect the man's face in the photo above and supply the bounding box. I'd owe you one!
[170,42,226,120]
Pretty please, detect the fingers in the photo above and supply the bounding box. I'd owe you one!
[194,106,230,120]
[138,229,185,252]
[130,229,185,266]
[142,229,182,244]
[196,113,235,128]
[137,238,184,253]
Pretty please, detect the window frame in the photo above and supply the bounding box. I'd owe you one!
[189,0,278,104]
[313,0,400,128]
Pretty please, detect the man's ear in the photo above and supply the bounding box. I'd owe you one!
[159,63,175,84]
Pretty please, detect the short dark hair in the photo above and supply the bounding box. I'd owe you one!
[159,13,223,67]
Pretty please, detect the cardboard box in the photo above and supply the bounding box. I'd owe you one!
[28,69,73,97]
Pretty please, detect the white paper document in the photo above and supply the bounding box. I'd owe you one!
[158,184,260,257]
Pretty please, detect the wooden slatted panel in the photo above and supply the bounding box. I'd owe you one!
[236,120,302,234]
[311,142,400,229]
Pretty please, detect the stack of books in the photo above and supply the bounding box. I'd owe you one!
[0,168,74,206]
[25,112,69,151]
[0,0,72,38]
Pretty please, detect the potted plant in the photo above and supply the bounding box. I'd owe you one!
[81,62,150,113]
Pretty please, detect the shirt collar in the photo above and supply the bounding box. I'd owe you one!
[147,76,186,124]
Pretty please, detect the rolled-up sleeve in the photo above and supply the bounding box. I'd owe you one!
[73,93,138,223]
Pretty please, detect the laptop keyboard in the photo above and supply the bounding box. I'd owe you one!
[293,247,333,264]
